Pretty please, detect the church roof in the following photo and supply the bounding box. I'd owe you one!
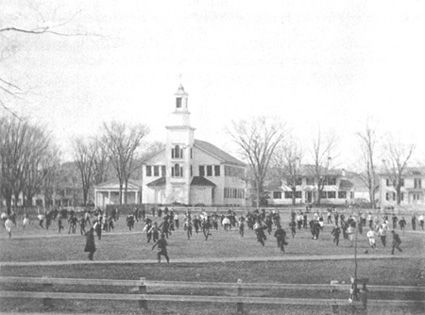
[194,139,245,167]
[191,176,216,187]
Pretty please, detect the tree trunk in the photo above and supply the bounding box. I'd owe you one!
[291,186,296,205]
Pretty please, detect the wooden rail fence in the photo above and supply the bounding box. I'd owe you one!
[0,276,424,314]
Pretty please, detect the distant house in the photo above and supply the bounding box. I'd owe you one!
[94,85,247,208]
[94,179,143,208]
[377,167,425,208]
[268,166,369,205]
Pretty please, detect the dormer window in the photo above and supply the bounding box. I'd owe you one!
[176,97,182,108]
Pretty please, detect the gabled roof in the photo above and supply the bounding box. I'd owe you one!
[339,179,354,190]
[190,176,216,187]
[146,177,166,187]
[194,139,245,167]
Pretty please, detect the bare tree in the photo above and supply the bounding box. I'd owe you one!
[0,118,31,214]
[310,129,337,205]
[356,120,379,208]
[272,138,303,205]
[22,125,53,207]
[102,121,149,204]
[0,3,100,118]
[92,137,111,186]
[382,135,415,205]
[72,137,95,206]
[228,117,286,208]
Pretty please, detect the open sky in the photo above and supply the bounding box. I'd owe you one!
[2,0,425,168]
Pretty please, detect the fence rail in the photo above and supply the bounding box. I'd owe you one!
[1,276,424,314]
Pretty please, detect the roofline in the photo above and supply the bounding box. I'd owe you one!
[194,140,246,167]
[141,149,165,164]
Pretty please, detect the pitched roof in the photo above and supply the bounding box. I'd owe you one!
[339,179,354,190]
[194,139,245,167]
[146,177,166,187]
[190,176,216,187]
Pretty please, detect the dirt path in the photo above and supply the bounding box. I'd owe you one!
[1,253,419,267]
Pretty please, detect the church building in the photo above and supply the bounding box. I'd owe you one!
[94,85,247,208]
[142,85,247,206]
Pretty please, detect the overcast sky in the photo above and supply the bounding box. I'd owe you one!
[2,0,425,168]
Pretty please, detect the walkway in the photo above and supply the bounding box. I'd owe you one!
[1,253,420,267]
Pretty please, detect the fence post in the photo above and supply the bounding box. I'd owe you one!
[42,276,53,310]
[330,281,339,314]
[139,277,148,311]
[236,279,243,314]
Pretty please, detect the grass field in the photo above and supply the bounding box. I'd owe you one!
[1,210,424,314]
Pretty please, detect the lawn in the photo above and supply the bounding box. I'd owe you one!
[1,210,424,314]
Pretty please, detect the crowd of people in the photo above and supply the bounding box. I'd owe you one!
[1,206,424,262]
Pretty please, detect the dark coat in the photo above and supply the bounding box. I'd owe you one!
[84,229,96,253]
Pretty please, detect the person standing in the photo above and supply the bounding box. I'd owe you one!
[418,213,424,230]
[84,227,96,260]
[398,217,406,233]
[391,230,402,255]
[152,234,170,263]
[411,214,417,231]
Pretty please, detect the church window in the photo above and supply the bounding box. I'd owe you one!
[199,165,205,177]
[146,166,152,177]
[190,165,193,177]
[153,166,159,177]
[171,164,183,177]
[176,97,182,108]
[171,145,184,159]
[161,166,166,177]
[214,165,220,176]
[207,165,212,176]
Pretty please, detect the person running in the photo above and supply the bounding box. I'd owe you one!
[22,214,29,229]
[289,220,297,238]
[152,234,170,263]
[150,222,160,243]
[254,220,267,246]
[378,223,388,247]
[366,228,377,250]
[184,217,193,240]
[391,230,402,255]
[238,216,245,237]
[5,216,13,239]
[398,217,406,233]
[84,227,96,260]
[93,219,102,240]
[274,225,288,252]
[331,224,341,246]
[143,220,153,243]
[392,214,398,230]
[58,214,64,233]
[37,213,45,229]
[201,217,212,241]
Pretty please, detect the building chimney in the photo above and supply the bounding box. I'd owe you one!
[342,168,346,177]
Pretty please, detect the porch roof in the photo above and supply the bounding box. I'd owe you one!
[146,177,166,187]
[190,176,216,187]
